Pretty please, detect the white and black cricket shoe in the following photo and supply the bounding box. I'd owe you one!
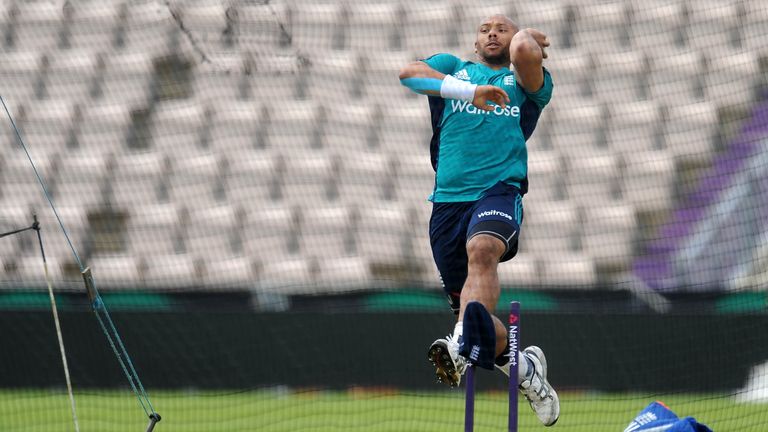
[519,346,560,426]
[427,336,467,388]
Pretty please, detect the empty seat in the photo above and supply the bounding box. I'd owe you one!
[514,2,569,46]
[10,2,64,52]
[355,204,412,265]
[263,101,322,151]
[581,203,637,267]
[322,103,378,152]
[497,252,539,287]
[379,102,432,154]
[549,102,606,156]
[539,253,596,287]
[35,205,90,262]
[18,100,76,155]
[192,54,247,101]
[76,101,132,154]
[337,151,395,203]
[207,100,263,153]
[280,153,338,202]
[572,1,630,49]
[622,150,676,212]
[126,203,183,256]
[0,51,42,108]
[179,2,228,51]
[629,2,685,50]
[15,256,63,286]
[607,101,663,155]
[303,51,362,101]
[298,204,354,258]
[88,254,141,288]
[110,150,168,207]
[258,257,315,292]
[704,51,761,106]
[0,206,33,258]
[236,2,290,49]
[247,54,302,101]
[0,151,57,210]
[393,154,435,203]
[63,1,119,51]
[521,200,580,255]
[403,2,460,56]
[289,3,345,51]
[544,48,594,100]
[743,1,768,52]
[167,152,225,204]
[684,1,741,51]
[648,50,705,103]
[142,253,200,289]
[347,3,403,52]
[119,2,177,55]
[315,257,372,291]
[41,50,99,102]
[662,102,718,162]
[362,51,417,101]
[243,204,298,263]
[224,150,280,204]
[593,51,648,103]
[203,256,255,289]
[185,204,241,256]
[151,100,208,154]
[53,151,109,208]
[526,150,566,202]
[99,52,154,105]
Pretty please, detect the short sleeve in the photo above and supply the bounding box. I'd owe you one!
[522,68,554,109]
[422,53,462,75]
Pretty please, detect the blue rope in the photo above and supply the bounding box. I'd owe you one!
[1,95,158,419]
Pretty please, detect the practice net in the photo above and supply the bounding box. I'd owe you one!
[1,0,767,431]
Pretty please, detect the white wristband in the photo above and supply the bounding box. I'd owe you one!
[440,75,477,102]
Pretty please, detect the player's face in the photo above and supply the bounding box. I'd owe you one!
[475,16,518,65]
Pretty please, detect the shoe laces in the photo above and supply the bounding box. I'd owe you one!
[446,335,468,373]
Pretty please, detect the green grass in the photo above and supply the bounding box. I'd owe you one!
[1,389,766,431]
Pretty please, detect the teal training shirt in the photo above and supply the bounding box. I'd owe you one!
[422,53,553,202]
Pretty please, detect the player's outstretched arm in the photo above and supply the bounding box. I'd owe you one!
[399,62,509,111]
[510,28,549,93]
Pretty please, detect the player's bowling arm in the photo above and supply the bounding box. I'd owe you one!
[510,28,548,93]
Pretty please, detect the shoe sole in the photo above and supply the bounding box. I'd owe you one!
[427,340,460,388]
[523,346,559,427]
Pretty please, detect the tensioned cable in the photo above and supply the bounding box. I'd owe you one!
[1,95,160,429]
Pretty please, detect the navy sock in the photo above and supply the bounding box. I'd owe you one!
[494,344,510,367]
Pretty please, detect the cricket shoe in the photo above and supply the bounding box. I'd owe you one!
[519,346,560,426]
[427,336,467,388]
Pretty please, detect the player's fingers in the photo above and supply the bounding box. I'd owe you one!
[496,88,510,104]
[493,93,507,109]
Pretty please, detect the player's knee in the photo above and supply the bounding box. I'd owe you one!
[466,235,505,267]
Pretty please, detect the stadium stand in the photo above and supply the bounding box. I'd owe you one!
[0,0,766,291]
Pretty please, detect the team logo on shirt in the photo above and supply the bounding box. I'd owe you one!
[503,75,515,86]
[454,69,471,81]
[451,100,520,117]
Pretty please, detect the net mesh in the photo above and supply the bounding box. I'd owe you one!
[1,0,767,430]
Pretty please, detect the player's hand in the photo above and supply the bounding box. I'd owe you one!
[523,28,549,59]
[472,85,510,111]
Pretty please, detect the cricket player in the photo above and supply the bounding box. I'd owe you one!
[398,15,559,426]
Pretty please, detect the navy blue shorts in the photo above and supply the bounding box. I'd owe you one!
[429,181,523,314]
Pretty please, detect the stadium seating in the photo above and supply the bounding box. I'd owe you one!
[1,0,766,291]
